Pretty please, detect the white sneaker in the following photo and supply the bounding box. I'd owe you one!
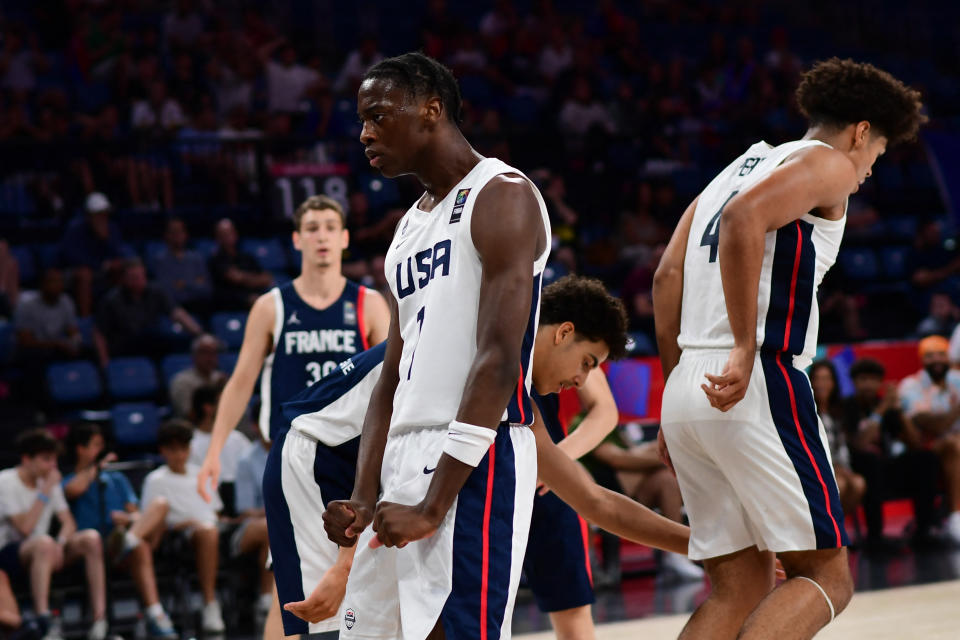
[201,600,225,634]
[946,511,960,545]
[662,551,706,582]
[87,618,108,640]
[41,616,64,640]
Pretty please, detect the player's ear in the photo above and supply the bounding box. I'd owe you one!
[291,229,302,252]
[853,121,871,149]
[422,96,443,126]
[342,227,350,250]
[556,321,575,344]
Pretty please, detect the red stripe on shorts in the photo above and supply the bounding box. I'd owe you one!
[480,443,496,640]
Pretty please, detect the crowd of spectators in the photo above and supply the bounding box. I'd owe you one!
[0,382,270,639]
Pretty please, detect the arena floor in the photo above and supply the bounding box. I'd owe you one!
[510,544,960,638]
[515,580,960,639]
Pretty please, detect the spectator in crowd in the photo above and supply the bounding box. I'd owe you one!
[334,35,384,94]
[809,360,866,522]
[94,258,202,365]
[0,429,108,640]
[258,38,320,113]
[0,569,21,633]
[208,218,273,310]
[915,293,959,339]
[843,359,940,551]
[148,218,213,316]
[141,421,225,635]
[14,267,81,361]
[588,428,704,580]
[908,219,960,307]
[169,335,227,419]
[130,80,186,135]
[231,433,273,623]
[62,423,176,638]
[0,240,19,317]
[897,336,960,544]
[557,75,616,136]
[162,0,206,53]
[188,383,250,488]
[57,192,131,317]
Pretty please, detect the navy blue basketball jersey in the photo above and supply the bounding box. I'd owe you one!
[260,279,371,441]
[533,391,566,444]
[280,341,386,446]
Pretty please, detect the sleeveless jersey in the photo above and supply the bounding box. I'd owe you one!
[533,392,566,444]
[280,341,386,446]
[259,279,371,441]
[384,157,551,435]
[678,139,846,369]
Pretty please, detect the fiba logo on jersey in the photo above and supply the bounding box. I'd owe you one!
[450,188,471,223]
[344,608,356,629]
[343,300,357,326]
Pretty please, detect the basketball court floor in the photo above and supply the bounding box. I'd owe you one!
[512,546,960,638]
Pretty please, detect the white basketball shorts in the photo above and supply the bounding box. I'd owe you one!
[340,423,536,640]
[661,349,848,561]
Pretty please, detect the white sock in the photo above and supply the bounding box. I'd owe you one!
[124,530,141,549]
[257,593,273,609]
[146,603,164,619]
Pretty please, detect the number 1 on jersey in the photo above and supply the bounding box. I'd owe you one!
[700,190,739,263]
[407,306,426,380]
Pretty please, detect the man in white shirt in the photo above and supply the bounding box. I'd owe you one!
[187,384,250,484]
[141,421,224,634]
[258,38,320,113]
[0,429,107,640]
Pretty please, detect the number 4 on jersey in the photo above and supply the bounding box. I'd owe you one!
[699,190,739,263]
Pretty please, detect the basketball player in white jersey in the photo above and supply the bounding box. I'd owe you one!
[652,58,926,640]
[320,52,550,640]
[196,195,390,639]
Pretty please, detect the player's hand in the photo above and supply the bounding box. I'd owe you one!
[656,428,675,476]
[702,346,755,412]
[196,455,220,503]
[284,562,350,623]
[39,469,62,494]
[369,501,440,549]
[775,557,787,581]
[323,500,373,547]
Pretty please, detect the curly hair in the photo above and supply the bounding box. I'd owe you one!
[363,52,462,123]
[540,275,629,360]
[796,58,926,146]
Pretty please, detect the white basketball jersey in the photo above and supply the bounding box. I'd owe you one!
[678,140,846,369]
[384,157,551,434]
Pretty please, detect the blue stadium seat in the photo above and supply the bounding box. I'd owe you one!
[47,361,102,405]
[161,353,193,387]
[77,317,95,349]
[241,238,288,271]
[212,312,247,350]
[880,246,911,280]
[218,351,239,375]
[838,248,880,281]
[360,173,401,211]
[605,360,652,419]
[112,403,160,448]
[107,357,159,400]
[11,246,37,285]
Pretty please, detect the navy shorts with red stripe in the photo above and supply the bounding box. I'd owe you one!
[523,490,595,612]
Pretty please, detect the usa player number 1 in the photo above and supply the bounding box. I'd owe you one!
[407,306,426,380]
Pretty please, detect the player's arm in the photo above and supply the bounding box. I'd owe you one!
[362,288,391,346]
[554,369,619,460]
[533,408,688,555]
[196,293,274,501]
[284,545,356,623]
[323,295,403,546]
[705,147,858,412]
[370,175,545,549]
[653,195,698,381]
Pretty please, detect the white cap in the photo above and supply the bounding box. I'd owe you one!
[85,192,111,214]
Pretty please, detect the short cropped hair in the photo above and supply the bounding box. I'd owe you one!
[796,58,926,146]
[17,428,60,457]
[191,383,223,422]
[539,275,629,360]
[363,52,462,123]
[157,420,193,448]
[849,358,885,380]
[293,195,346,231]
[67,422,102,452]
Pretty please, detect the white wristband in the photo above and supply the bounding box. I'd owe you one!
[443,421,497,467]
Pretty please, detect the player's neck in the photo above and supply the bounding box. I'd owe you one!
[802,126,848,151]
[417,131,483,202]
[295,267,346,301]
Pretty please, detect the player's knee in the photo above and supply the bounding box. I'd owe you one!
[77,529,103,555]
[148,496,170,514]
[33,534,58,556]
